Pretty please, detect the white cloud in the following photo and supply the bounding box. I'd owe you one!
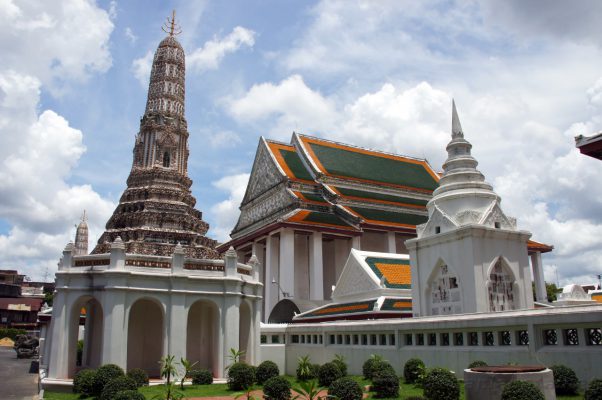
[209,173,250,242]
[131,50,153,87]
[209,130,242,148]
[0,71,115,280]
[0,0,114,91]
[188,26,255,72]
[125,27,137,44]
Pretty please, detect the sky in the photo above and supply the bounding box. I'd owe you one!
[1,0,602,287]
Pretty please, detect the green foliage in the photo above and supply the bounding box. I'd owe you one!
[228,348,246,364]
[159,355,178,384]
[0,327,26,340]
[73,368,96,396]
[296,355,316,381]
[43,291,54,307]
[328,377,363,400]
[180,357,198,389]
[423,368,460,400]
[404,358,426,384]
[76,340,84,366]
[405,397,426,400]
[190,369,213,385]
[292,379,323,400]
[550,364,579,395]
[114,390,146,400]
[127,368,149,387]
[467,361,488,369]
[227,362,255,391]
[500,380,544,400]
[263,376,292,400]
[256,360,279,385]
[532,282,560,302]
[100,376,137,400]
[362,354,386,380]
[93,363,125,395]
[372,369,400,398]
[585,379,602,400]
[318,362,343,387]
[332,354,348,376]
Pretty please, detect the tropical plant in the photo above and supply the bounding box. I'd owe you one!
[228,348,246,364]
[296,355,316,381]
[332,354,348,376]
[328,377,363,400]
[404,358,426,384]
[263,376,292,400]
[158,354,182,400]
[179,357,198,389]
[292,379,323,400]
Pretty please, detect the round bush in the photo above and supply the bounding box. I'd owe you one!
[256,360,280,385]
[100,376,137,400]
[332,358,348,376]
[371,360,396,380]
[114,390,146,400]
[467,361,488,369]
[296,362,319,381]
[404,358,426,384]
[263,376,291,400]
[328,377,363,400]
[585,379,602,400]
[227,362,255,391]
[191,368,213,385]
[423,368,460,400]
[94,363,125,395]
[126,368,149,387]
[363,358,379,380]
[73,369,96,396]
[318,362,344,387]
[372,369,400,398]
[550,365,579,395]
[501,380,545,400]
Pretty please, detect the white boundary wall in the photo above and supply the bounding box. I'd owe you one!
[260,305,602,387]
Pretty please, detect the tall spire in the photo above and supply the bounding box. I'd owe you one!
[74,211,89,256]
[451,99,463,138]
[162,10,182,37]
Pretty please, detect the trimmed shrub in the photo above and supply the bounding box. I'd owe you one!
[318,362,343,387]
[406,397,426,400]
[227,362,255,391]
[372,360,396,380]
[363,358,379,380]
[332,355,348,376]
[126,368,149,387]
[372,369,400,398]
[404,358,426,384]
[423,368,460,400]
[100,376,137,400]
[311,364,321,378]
[114,390,146,400]
[328,377,363,400]
[550,365,579,395]
[93,363,125,395]
[263,376,291,400]
[585,379,602,400]
[73,368,96,396]
[191,368,213,385]
[500,380,545,400]
[256,360,280,385]
[467,361,488,369]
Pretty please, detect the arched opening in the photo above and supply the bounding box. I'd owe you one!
[427,261,462,316]
[127,298,164,377]
[186,300,219,376]
[488,258,516,312]
[163,151,170,167]
[239,301,252,363]
[268,299,300,323]
[67,297,103,378]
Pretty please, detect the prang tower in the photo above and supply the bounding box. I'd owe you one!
[93,14,218,258]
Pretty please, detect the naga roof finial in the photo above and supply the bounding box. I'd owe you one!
[162,9,182,37]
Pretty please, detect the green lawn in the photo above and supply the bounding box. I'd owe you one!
[43,376,585,400]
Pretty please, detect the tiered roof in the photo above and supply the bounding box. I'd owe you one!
[225,133,439,245]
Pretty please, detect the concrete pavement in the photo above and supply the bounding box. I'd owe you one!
[0,346,38,400]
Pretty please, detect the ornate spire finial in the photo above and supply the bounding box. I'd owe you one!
[162,9,182,37]
[81,210,87,223]
[452,99,463,138]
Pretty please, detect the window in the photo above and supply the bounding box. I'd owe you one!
[292,335,299,344]
[163,152,170,167]
[271,335,280,344]
[389,334,396,346]
[260,335,267,344]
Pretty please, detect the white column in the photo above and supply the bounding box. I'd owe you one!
[221,295,240,378]
[531,252,547,302]
[47,289,69,378]
[167,293,187,366]
[264,235,279,321]
[309,232,324,300]
[279,228,295,299]
[387,232,396,253]
[101,290,127,370]
[351,236,361,250]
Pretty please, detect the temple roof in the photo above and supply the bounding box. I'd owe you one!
[575,132,602,160]
[292,296,412,323]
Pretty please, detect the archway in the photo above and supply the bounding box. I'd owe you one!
[67,297,103,377]
[427,261,462,316]
[239,300,252,363]
[487,258,516,312]
[186,300,218,375]
[127,298,164,377]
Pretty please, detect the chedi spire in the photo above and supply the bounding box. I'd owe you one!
[92,14,219,259]
[73,211,88,256]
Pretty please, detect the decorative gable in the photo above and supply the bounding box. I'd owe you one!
[240,139,285,206]
[331,250,380,301]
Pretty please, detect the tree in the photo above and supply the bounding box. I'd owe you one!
[532,282,560,302]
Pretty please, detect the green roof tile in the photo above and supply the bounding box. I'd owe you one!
[381,298,412,311]
[279,148,313,181]
[308,142,438,191]
[335,187,428,206]
[301,192,327,203]
[350,206,428,226]
[303,212,349,227]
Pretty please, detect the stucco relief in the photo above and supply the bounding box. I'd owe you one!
[429,263,462,315]
[241,142,283,205]
[487,258,516,312]
[332,260,379,299]
[480,203,517,230]
[455,210,482,225]
[236,186,293,231]
[420,206,456,238]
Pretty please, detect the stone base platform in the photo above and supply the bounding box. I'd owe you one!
[464,366,555,400]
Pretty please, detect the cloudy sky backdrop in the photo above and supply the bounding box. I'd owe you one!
[1,0,601,286]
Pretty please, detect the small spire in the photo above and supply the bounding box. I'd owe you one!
[452,99,463,138]
[162,9,182,37]
[81,210,87,223]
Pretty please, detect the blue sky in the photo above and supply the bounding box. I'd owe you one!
[1,0,602,286]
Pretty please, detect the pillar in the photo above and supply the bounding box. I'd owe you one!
[309,232,324,300]
[387,232,396,253]
[109,237,125,270]
[47,289,69,378]
[265,234,279,321]
[225,246,237,277]
[167,293,187,368]
[279,228,295,299]
[221,295,240,378]
[171,243,185,273]
[101,290,127,369]
[531,252,547,302]
[352,236,361,250]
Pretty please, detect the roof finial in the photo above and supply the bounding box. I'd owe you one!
[162,9,182,37]
[452,99,463,139]
[81,210,87,223]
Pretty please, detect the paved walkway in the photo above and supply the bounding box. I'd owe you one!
[0,346,39,400]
